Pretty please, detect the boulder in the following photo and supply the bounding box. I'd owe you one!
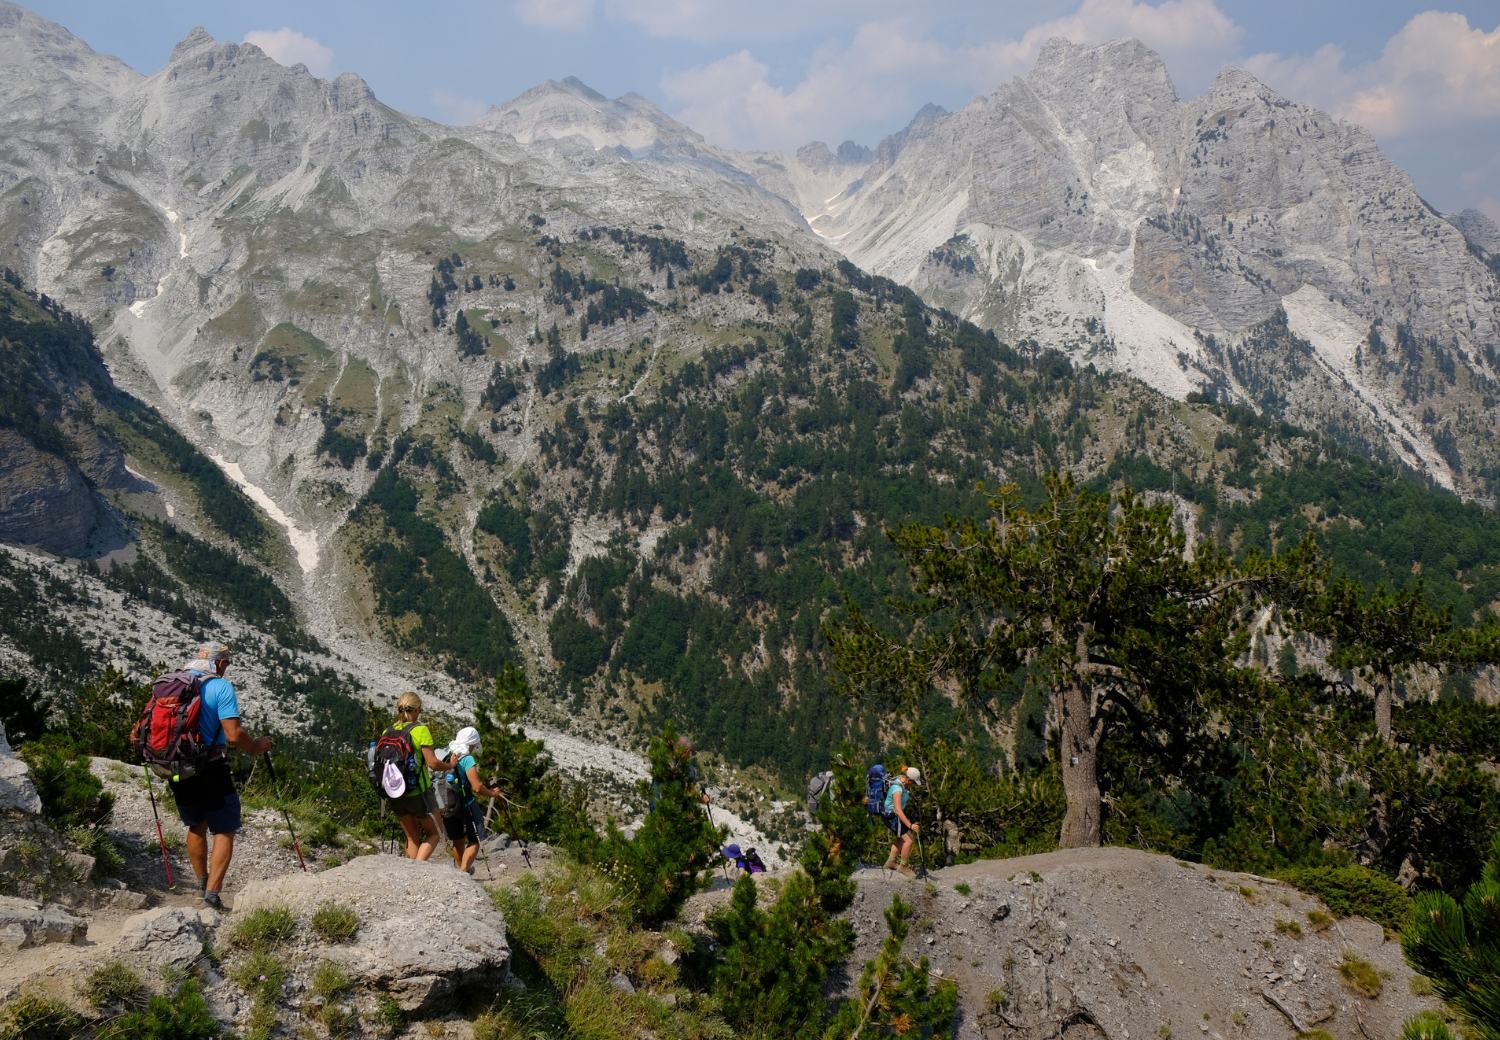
[234,855,509,1013]
[115,906,216,969]
[0,896,86,950]
[0,723,42,816]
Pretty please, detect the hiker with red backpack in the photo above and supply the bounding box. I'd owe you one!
[133,642,271,911]
[375,692,447,861]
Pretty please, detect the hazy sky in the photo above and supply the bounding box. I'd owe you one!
[23,0,1500,220]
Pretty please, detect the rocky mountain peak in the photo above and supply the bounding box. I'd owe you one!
[0,0,139,117]
[168,26,218,63]
[1453,208,1500,255]
[1026,36,1177,105]
[480,76,702,154]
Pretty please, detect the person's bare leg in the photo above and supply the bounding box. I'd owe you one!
[398,815,422,858]
[186,823,209,883]
[206,831,235,892]
[460,843,478,872]
[415,817,439,861]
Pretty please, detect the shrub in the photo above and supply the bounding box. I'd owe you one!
[374,994,404,1034]
[105,979,221,1039]
[18,738,113,830]
[1338,951,1383,998]
[1276,865,1411,932]
[1305,909,1334,932]
[1402,830,1500,1040]
[1274,919,1302,938]
[310,903,358,944]
[228,906,296,951]
[83,960,148,1011]
[0,993,82,1040]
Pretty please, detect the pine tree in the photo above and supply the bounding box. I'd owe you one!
[831,475,1285,847]
[708,761,860,1038]
[1402,829,1500,1040]
[822,894,958,1039]
[1306,577,1497,743]
[605,722,722,926]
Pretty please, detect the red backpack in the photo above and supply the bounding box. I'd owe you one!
[134,670,212,781]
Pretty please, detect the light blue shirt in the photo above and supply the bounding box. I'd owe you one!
[190,672,240,749]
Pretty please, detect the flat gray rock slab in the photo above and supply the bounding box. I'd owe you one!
[0,896,86,950]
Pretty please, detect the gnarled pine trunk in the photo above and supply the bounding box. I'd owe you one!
[1375,667,1394,744]
[1057,679,1101,847]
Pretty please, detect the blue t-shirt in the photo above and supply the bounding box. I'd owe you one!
[455,754,478,805]
[191,673,240,748]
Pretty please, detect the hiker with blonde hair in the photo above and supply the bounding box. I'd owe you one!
[375,692,447,860]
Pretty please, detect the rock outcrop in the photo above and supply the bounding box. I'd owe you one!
[843,847,1431,1040]
[233,855,510,1012]
[115,905,216,970]
[0,724,41,817]
[0,896,85,950]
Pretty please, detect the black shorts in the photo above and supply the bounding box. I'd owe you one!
[443,806,479,844]
[882,812,909,838]
[170,758,241,834]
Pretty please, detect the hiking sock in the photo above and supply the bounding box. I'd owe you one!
[196,875,208,894]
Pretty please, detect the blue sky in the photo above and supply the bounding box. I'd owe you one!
[24,0,1500,218]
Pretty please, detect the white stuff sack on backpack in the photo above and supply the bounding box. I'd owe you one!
[381,761,407,799]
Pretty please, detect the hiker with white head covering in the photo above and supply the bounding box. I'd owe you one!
[882,765,923,879]
[164,642,271,910]
[442,725,503,874]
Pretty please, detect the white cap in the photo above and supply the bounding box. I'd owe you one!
[904,766,922,786]
[448,726,481,757]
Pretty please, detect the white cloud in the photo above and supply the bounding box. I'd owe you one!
[515,0,596,31]
[605,0,895,44]
[662,18,946,151]
[430,88,490,125]
[1245,12,1500,137]
[661,0,1241,151]
[242,27,335,78]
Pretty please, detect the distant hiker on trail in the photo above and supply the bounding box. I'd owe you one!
[377,692,447,861]
[443,726,503,875]
[140,642,271,911]
[676,735,712,806]
[882,766,922,879]
[722,843,766,876]
[806,770,834,819]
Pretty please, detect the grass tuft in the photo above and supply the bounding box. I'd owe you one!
[82,960,148,1011]
[229,906,297,951]
[1338,951,1383,998]
[311,902,359,944]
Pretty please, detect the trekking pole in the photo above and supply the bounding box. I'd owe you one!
[914,819,930,879]
[494,791,532,870]
[142,765,175,889]
[262,752,308,872]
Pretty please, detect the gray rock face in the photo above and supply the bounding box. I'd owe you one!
[0,895,86,950]
[115,905,216,969]
[772,37,1500,498]
[0,724,41,816]
[0,430,101,556]
[234,855,509,1012]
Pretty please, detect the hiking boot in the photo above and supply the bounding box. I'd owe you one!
[882,855,898,872]
[202,891,226,912]
[894,863,917,879]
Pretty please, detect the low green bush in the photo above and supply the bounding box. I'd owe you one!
[83,961,147,1011]
[18,738,112,830]
[0,992,82,1040]
[310,903,358,944]
[1275,864,1411,932]
[102,979,220,1039]
[228,906,296,951]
